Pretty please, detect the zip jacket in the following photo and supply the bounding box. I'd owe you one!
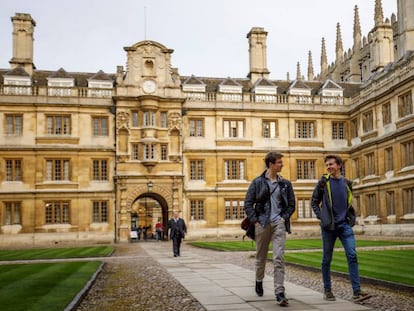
[311,173,356,230]
[244,170,296,233]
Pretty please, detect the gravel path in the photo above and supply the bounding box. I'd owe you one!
[75,242,414,311]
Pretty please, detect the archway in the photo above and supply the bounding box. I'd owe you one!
[131,193,169,240]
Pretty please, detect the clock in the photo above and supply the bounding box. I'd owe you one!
[142,80,156,94]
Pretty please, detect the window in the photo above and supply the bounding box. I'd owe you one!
[332,122,345,139]
[386,191,395,215]
[365,153,375,176]
[362,110,374,133]
[45,201,70,224]
[353,158,360,178]
[398,91,413,118]
[224,199,244,220]
[190,160,204,180]
[92,117,108,136]
[382,102,391,125]
[296,160,316,179]
[93,159,108,181]
[350,118,359,138]
[385,148,393,172]
[366,194,376,216]
[189,119,204,137]
[46,159,70,181]
[297,198,315,219]
[402,141,414,167]
[46,115,71,135]
[190,200,204,220]
[93,201,108,222]
[6,159,22,181]
[161,112,168,128]
[224,120,244,138]
[262,120,278,138]
[402,188,414,215]
[4,202,21,225]
[224,160,245,180]
[161,144,168,160]
[295,121,315,139]
[143,111,156,127]
[5,115,23,136]
[144,144,156,160]
[132,111,139,127]
[132,144,139,160]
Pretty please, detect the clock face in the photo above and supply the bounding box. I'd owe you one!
[143,80,156,94]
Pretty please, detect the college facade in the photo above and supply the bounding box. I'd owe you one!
[0,0,413,246]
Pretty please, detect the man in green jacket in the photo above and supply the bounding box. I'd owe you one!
[311,154,369,302]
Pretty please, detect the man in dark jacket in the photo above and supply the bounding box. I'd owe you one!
[244,151,295,306]
[166,211,187,257]
[311,154,369,302]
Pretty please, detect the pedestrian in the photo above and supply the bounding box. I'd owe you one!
[155,219,164,241]
[137,226,142,240]
[311,154,369,301]
[244,151,296,306]
[166,211,187,257]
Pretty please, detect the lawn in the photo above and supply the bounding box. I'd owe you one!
[0,246,114,311]
[0,261,102,311]
[189,239,414,286]
[0,246,114,261]
[189,239,414,252]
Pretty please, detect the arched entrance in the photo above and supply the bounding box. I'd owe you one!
[130,193,169,240]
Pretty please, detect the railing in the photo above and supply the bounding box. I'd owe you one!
[0,85,113,98]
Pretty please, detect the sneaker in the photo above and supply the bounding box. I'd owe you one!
[276,292,289,306]
[255,281,263,296]
[323,290,336,301]
[353,289,369,300]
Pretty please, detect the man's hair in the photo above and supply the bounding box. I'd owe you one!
[264,151,284,168]
[324,154,343,167]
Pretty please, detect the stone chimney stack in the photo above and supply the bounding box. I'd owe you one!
[10,13,36,75]
[247,27,270,84]
[396,0,414,59]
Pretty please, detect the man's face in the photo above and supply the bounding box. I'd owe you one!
[270,158,283,173]
[173,212,179,218]
[325,158,341,175]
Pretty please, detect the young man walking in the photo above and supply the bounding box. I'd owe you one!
[311,154,369,301]
[244,151,296,306]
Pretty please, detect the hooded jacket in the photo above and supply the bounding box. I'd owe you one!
[311,174,355,230]
[244,170,296,233]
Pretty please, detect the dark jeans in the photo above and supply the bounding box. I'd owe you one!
[321,223,360,291]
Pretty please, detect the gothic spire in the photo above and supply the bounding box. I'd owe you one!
[307,50,314,81]
[321,37,328,79]
[335,22,343,62]
[374,0,384,26]
[353,5,362,49]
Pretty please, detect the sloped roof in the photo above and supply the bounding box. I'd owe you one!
[183,75,205,85]
[4,65,30,77]
[89,70,113,81]
[48,68,73,79]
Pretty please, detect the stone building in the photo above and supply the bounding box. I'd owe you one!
[0,0,413,245]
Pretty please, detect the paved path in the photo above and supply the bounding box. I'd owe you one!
[140,242,374,311]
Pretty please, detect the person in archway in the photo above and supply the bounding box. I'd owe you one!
[155,219,164,241]
[166,211,187,257]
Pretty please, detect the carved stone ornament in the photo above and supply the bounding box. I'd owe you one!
[168,112,182,132]
[116,111,130,129]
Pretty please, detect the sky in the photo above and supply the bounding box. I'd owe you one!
[0,0,397,80]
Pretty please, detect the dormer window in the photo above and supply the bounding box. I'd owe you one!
[4,76,32,95]
[47,68,74,96]
[319,79,344,104]
[219,77,242,102]
[88,70,113,97]
[183,75,206,100]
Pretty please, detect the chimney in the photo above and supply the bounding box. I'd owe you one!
[247,27,270,84]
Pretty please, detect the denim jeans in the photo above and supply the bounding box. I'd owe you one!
[321,223,360,292]
[255,219,286,295]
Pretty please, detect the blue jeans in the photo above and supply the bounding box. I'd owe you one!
[321,223,360,292]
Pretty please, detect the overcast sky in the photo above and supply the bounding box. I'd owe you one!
[0,0,397,80]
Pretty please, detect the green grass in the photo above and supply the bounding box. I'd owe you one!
[189,239,414,252]
[0,261,102,311]
[285,250,414,286]
[189,239,414,286]
[0,246,114,261]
